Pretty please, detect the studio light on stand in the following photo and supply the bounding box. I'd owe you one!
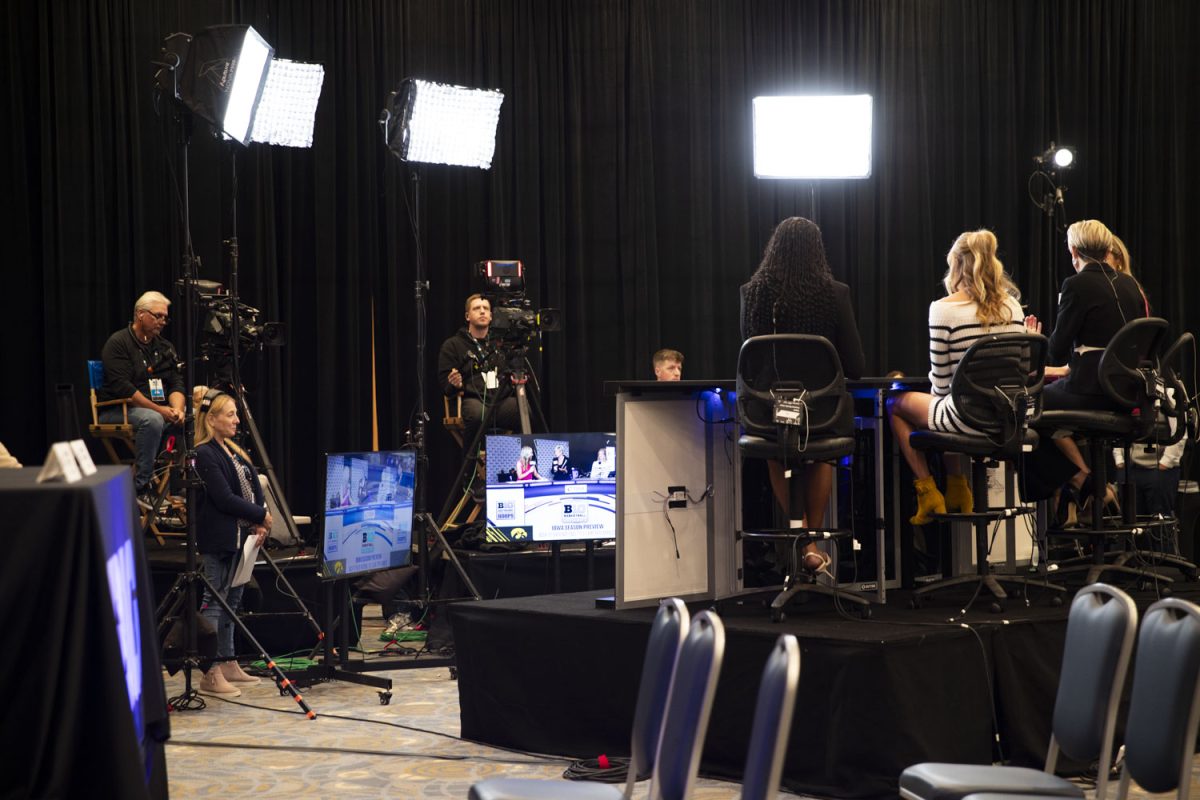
[150,24,323,715]
[1028,140,1076,328]
[376,79,506,644]
[752,93,873,218]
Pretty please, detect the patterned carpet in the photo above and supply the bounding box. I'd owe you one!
[162,605,1196,800]
[163,606,743,799]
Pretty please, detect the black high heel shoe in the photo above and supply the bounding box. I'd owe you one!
[1080,482,1121,520]
[1057,481,1085,528]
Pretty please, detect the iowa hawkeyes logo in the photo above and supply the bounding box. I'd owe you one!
[510,528,529,540]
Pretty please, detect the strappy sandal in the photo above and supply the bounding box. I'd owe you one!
[801,548,833,577]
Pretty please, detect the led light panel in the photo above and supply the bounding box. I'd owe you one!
[753,94,873,179]
[395,79,504,169]
[249,58,325,148]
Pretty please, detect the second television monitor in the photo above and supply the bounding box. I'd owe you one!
[484,433,616,543]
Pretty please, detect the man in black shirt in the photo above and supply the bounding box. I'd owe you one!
[98,291,185,500]
[436,294,522,451]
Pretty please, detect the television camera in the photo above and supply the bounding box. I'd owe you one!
[475,260,561,345]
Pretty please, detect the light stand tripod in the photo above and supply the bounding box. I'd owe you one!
[152,49,312,717]
[404,168,482,611]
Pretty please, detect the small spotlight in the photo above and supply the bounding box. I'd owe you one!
[1035,141,1075,170]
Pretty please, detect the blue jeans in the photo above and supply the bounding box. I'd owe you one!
[201,551,246,660]
[97,405,169,492]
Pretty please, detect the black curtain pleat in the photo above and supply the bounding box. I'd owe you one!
[4,0,1198,512]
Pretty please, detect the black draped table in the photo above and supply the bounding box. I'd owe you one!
[0,466,169,799]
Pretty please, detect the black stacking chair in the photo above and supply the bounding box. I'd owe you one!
[740,634,801,800]
[1039,318,1188,585]
[736,334,870,620]
[907,333,1065,612]
[900,583,1138,800]
[469,598,689,800]
[959,596,1200,800]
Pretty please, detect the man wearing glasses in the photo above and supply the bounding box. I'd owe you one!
[98,291,185,505]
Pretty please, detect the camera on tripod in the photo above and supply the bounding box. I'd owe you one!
[474,260,561,344]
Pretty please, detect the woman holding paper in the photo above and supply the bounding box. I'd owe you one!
[194,390,272,697]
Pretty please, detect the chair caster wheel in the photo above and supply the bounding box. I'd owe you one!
[379,691,392,706]
[770,608,785,623]
[909,597,923,610]
[1049,595,1063,607]
[858,605,872,620]
[989,602,1004,614]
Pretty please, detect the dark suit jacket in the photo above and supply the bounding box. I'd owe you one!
[195,440,266,554]
[1048,263,1148,396]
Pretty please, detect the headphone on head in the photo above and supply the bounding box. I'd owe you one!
[199,387,225,414]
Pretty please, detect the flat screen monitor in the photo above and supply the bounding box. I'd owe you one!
[320,450,415,579]
[484,433,616,543]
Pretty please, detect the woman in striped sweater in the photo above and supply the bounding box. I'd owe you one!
[888,229,1026,524]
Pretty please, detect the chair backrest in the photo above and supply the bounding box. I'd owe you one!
[1048,583,1138,800]
[736,334,852,442]
[1115,597,1200,800]
[1098,317,1169,408]
[649,610,725,800]
[87,360,105,425]
[1160,332,1198,444]
[87,360,105,391]
[624,598,690,798]
[739,635,801,800]
[948,332,1047,455]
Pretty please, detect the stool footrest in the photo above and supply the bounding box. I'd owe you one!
[742,528,852,542]
[930,508,1036,523]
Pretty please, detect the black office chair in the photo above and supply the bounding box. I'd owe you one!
[908,332,1065,612]
[736,334,870,620]
[1039,318,1189,585]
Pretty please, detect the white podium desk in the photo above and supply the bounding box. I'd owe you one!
[607,380,738,609]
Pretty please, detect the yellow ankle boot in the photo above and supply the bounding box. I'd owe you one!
[944,473,974,514]
[910,475,946,525]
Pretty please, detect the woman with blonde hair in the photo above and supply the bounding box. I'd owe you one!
[515,445,543,481]
[193,390,272,697]
[1023,219,1150,514]
[888,229,1026,523]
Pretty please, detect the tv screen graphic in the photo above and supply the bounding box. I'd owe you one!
[321,450,415,579]
[484,433,616,543]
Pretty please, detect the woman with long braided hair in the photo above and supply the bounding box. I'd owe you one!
[741,217,866,572]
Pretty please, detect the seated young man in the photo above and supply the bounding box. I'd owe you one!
[652,348,683,381]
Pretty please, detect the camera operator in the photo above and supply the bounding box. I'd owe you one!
[437,294,522,450]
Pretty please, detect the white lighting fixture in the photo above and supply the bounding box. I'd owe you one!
[249,58,325,148]
[1035,141,1076,171]
[382,79,505,169]
[177,24,323,148]
[752,94,873,179]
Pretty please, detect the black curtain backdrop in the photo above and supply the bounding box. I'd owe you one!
[5,0,1198,517]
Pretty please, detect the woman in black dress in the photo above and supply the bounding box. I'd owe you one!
[741,217,866,571]
[1024,219,1150,513]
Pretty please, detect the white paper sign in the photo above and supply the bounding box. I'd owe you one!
[36,441,84,484]
[69,439,97,476]
[231,535,262,587]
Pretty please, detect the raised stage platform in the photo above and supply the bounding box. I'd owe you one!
[449,585,1197,799]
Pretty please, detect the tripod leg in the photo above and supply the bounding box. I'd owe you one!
[419,512,481,601]
[196,569,317,719]
[257,547,324,638]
